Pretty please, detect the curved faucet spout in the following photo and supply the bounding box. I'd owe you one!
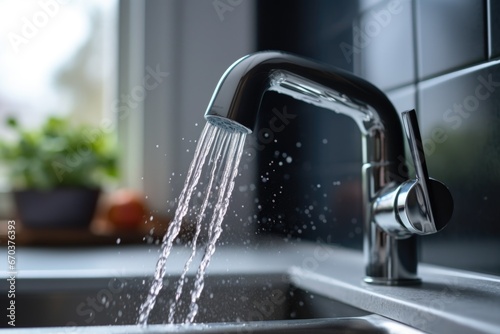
[204,51,452,285]
[204,51,403,165]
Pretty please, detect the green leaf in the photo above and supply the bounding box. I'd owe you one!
[0,115,119,190]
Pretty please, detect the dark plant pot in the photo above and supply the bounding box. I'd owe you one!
[13,188,101,229]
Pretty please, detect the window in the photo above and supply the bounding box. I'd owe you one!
[0,0,117,209]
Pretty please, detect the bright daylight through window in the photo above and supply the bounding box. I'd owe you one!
[0,0,117,194]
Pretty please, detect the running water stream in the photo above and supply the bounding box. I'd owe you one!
[137,122,247,325]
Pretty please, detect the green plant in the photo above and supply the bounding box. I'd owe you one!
[0,116,118,190]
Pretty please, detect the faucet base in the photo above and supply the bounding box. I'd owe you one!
[363,277,421,286]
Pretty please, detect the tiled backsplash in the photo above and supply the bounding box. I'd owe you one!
[356,0,415,90]
[414,0,486,79]
[358,0,499,274]
[490,0,500,58]
[256,0,500,275]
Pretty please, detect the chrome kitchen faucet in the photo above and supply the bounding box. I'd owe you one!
[204,51,453,285]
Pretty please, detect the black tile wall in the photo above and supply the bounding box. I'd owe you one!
[489,0,500,58]
[359,0,386,12]
[255,0,500,274]
[417,63,500,273]
[256,0,364,248]
[415,0,487,79]
[356,0,415,89]
[387,85,417,113]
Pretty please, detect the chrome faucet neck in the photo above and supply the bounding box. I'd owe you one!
[205,51,453,285]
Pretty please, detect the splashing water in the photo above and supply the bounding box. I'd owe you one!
[137,122,246,325]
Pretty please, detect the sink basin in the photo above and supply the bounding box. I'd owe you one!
[1,272,421,333]
[6,273,367,327]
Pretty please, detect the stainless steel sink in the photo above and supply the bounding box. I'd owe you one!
[78,316,422,334]
[1,273,422,333]
[6,273,363,327]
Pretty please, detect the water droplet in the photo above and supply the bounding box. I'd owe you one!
[322,138,328,144]
[156,144,159,148]
[150,215,154,221]
[116,238,121,245]
[286,156,293,163]
[296,142,302,148]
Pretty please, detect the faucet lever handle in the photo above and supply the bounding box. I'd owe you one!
[397,109,453,235]
[402,109,431,197]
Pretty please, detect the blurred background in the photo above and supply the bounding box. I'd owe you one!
[0,0,498,275]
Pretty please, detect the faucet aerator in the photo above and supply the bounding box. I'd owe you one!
[205,115,252,134]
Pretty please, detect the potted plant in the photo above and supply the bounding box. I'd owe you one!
[0,116,118,229]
